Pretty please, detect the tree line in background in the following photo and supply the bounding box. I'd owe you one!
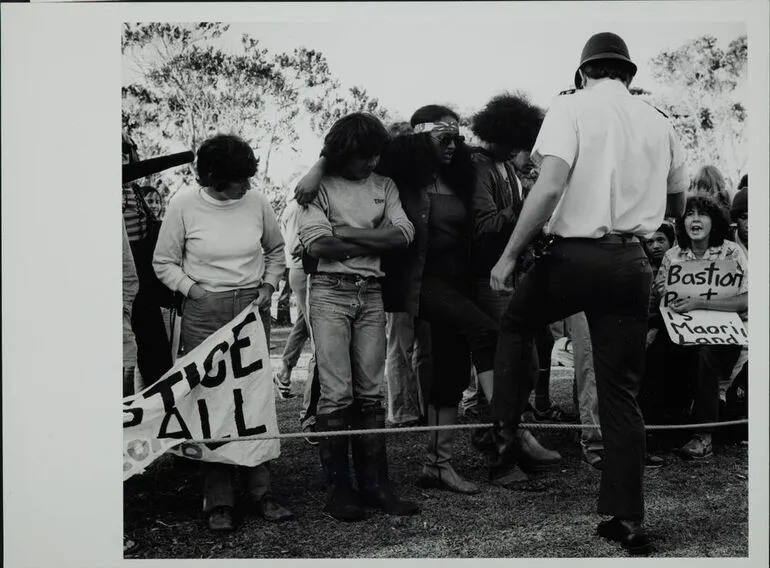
[123,23,747,219]
[122,23,390,213]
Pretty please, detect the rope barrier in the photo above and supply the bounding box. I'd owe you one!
[182,418,748,444]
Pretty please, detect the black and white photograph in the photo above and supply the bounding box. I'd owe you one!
[3,1,769,567]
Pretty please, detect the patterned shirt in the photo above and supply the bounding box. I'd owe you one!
[122,184,148,242]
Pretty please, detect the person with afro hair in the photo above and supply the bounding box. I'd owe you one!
[465,93,564,470]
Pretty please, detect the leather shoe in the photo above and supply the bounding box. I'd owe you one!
[581,447,603,470]
[207,506,235,532]
[516,428,561,470]
[254,494,294,522]
[597,517,652,556]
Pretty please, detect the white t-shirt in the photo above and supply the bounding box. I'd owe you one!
[532,79,688,238]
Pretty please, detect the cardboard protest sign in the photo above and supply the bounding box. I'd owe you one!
[660,307,748,345]
[660,259,747,346]
[123,304,279,480]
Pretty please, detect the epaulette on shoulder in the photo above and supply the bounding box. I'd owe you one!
[558,88,577,96]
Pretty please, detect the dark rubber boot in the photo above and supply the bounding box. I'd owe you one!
[351,405,420,516]
[316,410,367,522]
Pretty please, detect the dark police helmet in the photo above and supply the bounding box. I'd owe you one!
[574,32,637,88]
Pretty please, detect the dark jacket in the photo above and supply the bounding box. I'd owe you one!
[378,135,475,315]
[470,150,526,278]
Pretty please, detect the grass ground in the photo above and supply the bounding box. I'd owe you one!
[124,323,748,559]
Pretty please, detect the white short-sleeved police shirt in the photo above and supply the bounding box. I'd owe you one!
[532,79,688,239]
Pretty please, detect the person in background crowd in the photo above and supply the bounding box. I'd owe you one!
[275,188,319,439]
[466,93,563,476]
[122,220,140,397]
[690,164,731,210]
[122,218,140,553]
[275,268,294,326]
[382,120,428,428]
[731,187,748,254]
[122,133,173,389]
[153,133,292,532]
[655,194,747,459]
[464,94,534,417]
[725,187,748,420]
[482,32,688,554]
[297,113,419,522]
[639,221,689,430]
[141,185,167,220]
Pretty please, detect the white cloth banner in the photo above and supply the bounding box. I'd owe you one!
[123,304,280,481]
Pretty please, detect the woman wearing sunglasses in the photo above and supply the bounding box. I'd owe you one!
[296,105,499,494]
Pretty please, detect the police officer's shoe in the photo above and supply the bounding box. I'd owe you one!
[597,517,652,556]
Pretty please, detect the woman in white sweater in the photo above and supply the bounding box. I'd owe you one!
[153,134,292,532]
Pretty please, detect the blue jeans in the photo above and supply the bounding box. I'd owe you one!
[565,312,603,449]
[385,312,425,423]
[180,287,273,512]
[281,268,320,428]
[308,274,386,416]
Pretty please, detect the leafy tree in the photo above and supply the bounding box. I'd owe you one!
[648,34,747,190]
[306,85,391,137]
[123,23,392,206]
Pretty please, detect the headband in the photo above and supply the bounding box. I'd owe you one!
[413,121,459,134]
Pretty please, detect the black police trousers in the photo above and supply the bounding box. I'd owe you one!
[493,236,652,521]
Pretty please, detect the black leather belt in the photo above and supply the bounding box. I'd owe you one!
[554,233,640,244]
[314,273,379,283]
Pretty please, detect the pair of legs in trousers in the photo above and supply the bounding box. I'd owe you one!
[276,268,320,420]
[308,274,419,521]
[678,344,743,459]
[129,237,173,386]
[466,277,562,483]
[565,313,604,459]
[180,288,291,529]
[414,275,499,494]
[385,312,430,425]
[489,238,652,524]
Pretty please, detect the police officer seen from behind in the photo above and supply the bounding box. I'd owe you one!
[483,32,687,555]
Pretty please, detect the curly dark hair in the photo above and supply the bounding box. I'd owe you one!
[675,194,731,250]
[378,105,475,203]
[471,93,544,149]
[581,60,636,85]
[196,134,258,190]
[321,112,390,174]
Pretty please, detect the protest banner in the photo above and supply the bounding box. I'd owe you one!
[660,259,748,346]
[123,304,279,480]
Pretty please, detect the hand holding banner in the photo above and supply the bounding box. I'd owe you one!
[123,304,279,480]
[660,259,747,346]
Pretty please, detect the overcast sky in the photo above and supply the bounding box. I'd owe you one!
[122,3,747,181]
[221,20,745,117]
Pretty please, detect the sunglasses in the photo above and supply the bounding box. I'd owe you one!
[437,133,464,148]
